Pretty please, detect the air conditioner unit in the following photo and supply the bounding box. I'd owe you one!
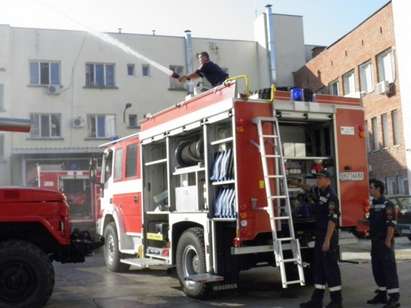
[375,81,390,95]
[72,116,85,128]
[47,84,62,95]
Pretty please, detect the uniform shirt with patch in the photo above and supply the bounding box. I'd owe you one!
[195,61,228,87]
[369,196,397,239]
[309,186,340,232]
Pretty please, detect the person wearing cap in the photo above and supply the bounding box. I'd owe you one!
[367,179,400,308]
[300,171,342,308]
[176,51,228,87]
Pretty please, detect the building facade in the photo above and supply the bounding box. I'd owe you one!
[0,9,311,186]
[294,1,409,195]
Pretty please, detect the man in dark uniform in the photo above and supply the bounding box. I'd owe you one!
[300,171,343,308]
[177,51,228,87]
[367,179,400,308]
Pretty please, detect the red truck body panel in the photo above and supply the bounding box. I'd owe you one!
[0,187,71,245]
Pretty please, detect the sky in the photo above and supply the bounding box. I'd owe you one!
[1,0,389,46]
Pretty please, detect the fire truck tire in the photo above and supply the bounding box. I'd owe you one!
[103,222,130,272]
[176,227,210,299]
[0,240,55,308]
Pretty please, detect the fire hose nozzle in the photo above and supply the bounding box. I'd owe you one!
[171,72,180,79]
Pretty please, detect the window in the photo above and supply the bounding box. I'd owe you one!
[85,63,115,88]
[381,113,388,147]
[359,61,373,94]
[169,65,184,90]
[371,117,379,150]
[30,61,60,85]
[329,80,339,96]
[127,64,135,76]
[114,148,123,180]
[391,109,400,145]
[0,134,4,159]
[125,144,138,178]
[398,176,409,195]
[142,64,151,77]
[128,114,138,128]
[343,70,356,97]
[377,49,394,83]
[386,176,399,195]
[87,114,116,138]
[0,84,4,111]
[30,113,62,138]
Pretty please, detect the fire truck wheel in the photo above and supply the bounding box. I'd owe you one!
[176,227,210,299]
[0,240,55,308]
[103,222,130,272]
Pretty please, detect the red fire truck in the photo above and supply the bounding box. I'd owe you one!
[37,166,100,232]
[95,79,369,298]
[0,117,103,308]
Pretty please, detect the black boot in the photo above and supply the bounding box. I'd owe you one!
[367,291,387,304]
[382,295,400,308]
[300,300,323,308]
[325,302,343,308]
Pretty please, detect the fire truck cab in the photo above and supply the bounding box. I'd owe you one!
[96,81,369,298]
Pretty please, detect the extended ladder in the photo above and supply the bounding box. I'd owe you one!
[254,115,305,288]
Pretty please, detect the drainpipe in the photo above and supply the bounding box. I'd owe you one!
[184,30,194,94]
[265,4,277,85]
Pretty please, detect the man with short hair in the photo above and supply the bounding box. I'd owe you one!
[367,179,400,308]
[177,51,228,87]
[300,171,343,308]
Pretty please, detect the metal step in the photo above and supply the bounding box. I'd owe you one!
[120,257,168,268]
[283,258,299,263]
[271,216,290,220]
[277,237,294,241]
[286,280,304,285]
[264,154,281,158]
[266,175,285,179]
[262,134,279,138]
[270,195,287,199]
[185,273,224,283]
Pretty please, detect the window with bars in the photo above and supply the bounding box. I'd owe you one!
[371,117,379,150]
[169,65,184,90]
[30,61,60,85]
[381,113,388,147]
[142,64,151,77]
[85,63,116,88]
[30,113,62,138]
[87,114,116,138]
[391,109,400,145]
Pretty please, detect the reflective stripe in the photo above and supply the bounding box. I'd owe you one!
[315,284,326,290]
[329,285,342,292]
[320,196,328,203]
[378,286,387,291]
[387,288,400,294]
[373,204,386,209]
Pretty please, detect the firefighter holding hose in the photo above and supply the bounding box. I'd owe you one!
[172,51,228,87]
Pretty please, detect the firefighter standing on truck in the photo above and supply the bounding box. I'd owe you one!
[300,171,343,308]
[367,179,400,308]
[177,51,228,87]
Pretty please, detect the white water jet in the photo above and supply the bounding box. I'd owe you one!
[36,0,174,77]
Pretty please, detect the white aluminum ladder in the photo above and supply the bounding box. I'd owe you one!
[254,115,305,288]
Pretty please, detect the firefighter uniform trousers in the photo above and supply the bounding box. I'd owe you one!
[312,234,341,302]
[310,186,342,304]
[369,198,400,301]
[371,239,399,298]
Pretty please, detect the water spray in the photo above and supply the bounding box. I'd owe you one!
[36,0,180,79]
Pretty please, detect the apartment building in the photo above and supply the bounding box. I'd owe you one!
[0,7,311,186]
[294,1,410,195]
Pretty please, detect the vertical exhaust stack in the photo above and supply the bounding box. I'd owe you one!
[265,4,277,85]
[184,30,194,94]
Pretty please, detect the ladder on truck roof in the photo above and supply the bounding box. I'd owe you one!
[254,114,305,288]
